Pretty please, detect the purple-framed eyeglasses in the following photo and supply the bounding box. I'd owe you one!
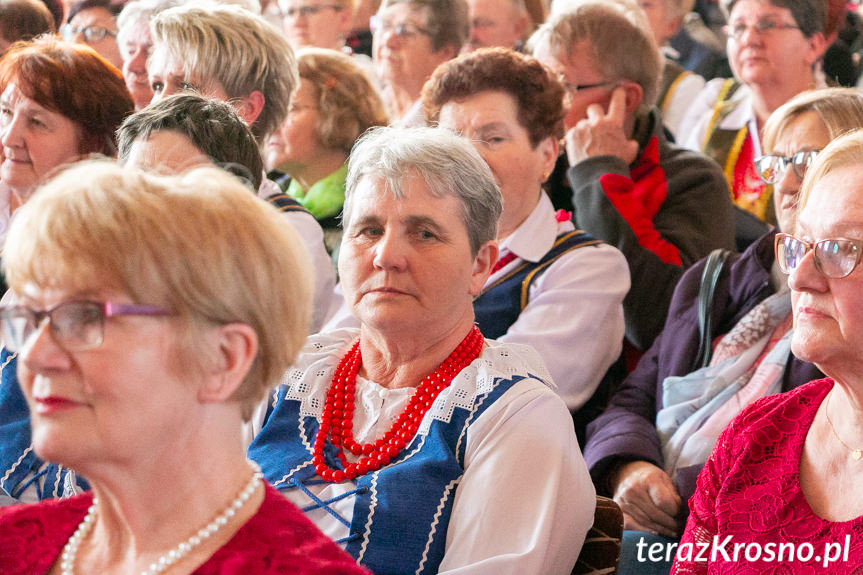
[0,300,171,353]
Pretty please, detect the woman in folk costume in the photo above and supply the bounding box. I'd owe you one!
[677,0,827,227]
[248,126,595,575]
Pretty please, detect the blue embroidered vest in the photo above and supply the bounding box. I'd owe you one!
[247,341,547,574]
[0,350,88,500]
[473,230,601,338]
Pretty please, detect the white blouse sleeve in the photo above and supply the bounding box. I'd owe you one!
[437,379,596,575]
[498,242,629,411]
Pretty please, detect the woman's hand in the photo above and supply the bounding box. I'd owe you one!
[611,460,683,537]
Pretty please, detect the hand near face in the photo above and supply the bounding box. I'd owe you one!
[564,87,639,166]
[611,460,683,537]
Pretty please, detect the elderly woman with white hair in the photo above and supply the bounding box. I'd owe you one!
[248,126,594,575]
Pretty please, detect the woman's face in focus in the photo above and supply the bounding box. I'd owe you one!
[0,83,81,201]
[726,0,822,89]
[788,163,863,380]
[437,90,556,239]
[265,79,323,172]
[15,282,198,470]
[338,173,494,337]
[769,110,832,233]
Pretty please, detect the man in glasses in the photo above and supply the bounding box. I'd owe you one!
[61,0,122,69]
[371,0,468,126]
[532,2,734,352]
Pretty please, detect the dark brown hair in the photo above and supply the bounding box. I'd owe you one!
[422,47,565,146]
[0,0,54,46]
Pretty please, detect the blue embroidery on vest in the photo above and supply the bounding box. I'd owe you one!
[0,349,89,500]
[248,371,530,574]
[474,230,600,338]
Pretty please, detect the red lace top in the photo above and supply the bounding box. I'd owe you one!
[0,482,370,575]
[672,378,863,574]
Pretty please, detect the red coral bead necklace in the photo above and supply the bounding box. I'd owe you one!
[313,325,485,483]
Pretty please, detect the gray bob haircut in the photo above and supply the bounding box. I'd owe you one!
[344,126,502,255]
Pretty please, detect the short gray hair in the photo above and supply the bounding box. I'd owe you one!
[344,126,502,255]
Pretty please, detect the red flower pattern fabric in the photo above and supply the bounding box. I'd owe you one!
[0,482,369,575]
[672,378,863,574]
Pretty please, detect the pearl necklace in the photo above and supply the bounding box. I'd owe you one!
[60,461,263,575]
[313,325,485,483]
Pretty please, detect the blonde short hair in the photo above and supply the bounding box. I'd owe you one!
[763,88,863,155]
[3,161,312,419]
[297,48,388,154]
[150,2,297,141]
[531,1,661,112]
[798,129,863,212]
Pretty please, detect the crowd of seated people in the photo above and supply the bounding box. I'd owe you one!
[265,47,388,260]
[1,0,863,573]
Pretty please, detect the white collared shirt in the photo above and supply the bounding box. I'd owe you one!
[488,193,630,410]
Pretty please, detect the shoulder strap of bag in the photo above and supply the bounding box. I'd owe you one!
[693,248,732,370]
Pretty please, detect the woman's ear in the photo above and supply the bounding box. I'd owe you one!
[469,240,499,296]
[198,323,258,404]
[236,90,266,127]
[804,32,827,66]
[538,136,558,183]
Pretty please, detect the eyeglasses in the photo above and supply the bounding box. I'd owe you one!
[774,233,863,278]
[369,15,433,39]
[282,4,342,18]
[724,19,800,41]
[0,300,170,353]
[754,150,819,184]
[59,24,117,43]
